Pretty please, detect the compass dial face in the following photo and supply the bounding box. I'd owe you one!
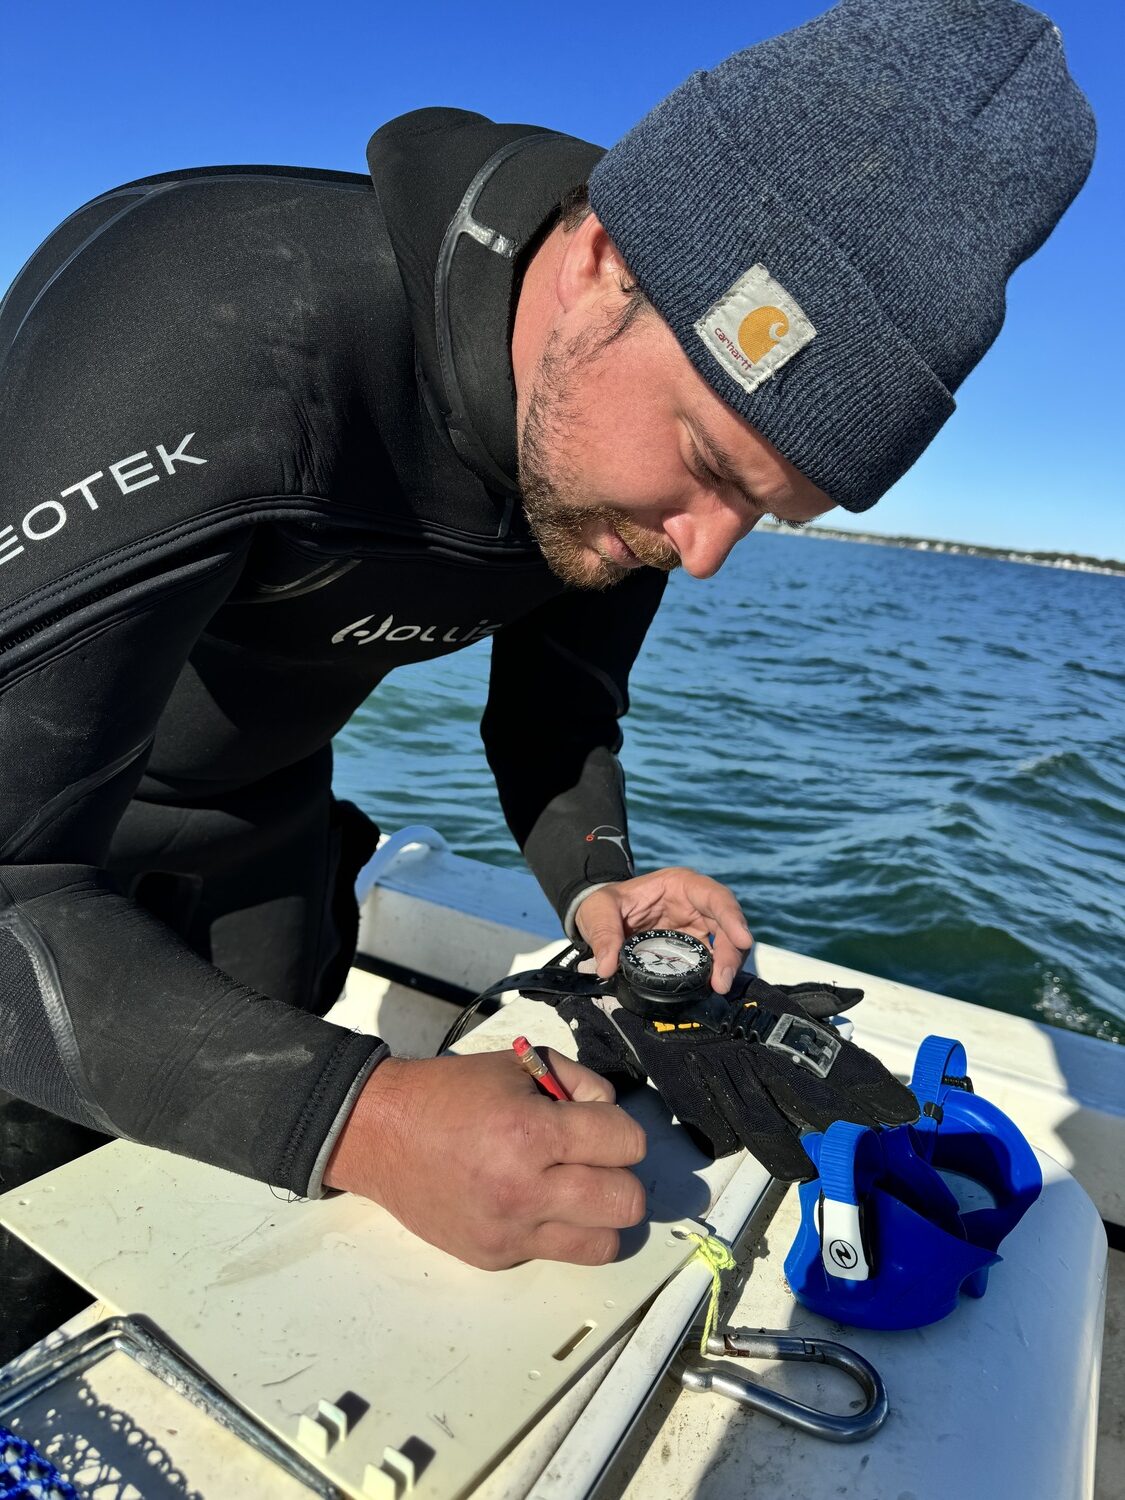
[630,934,703,975]
[622,931,712,988]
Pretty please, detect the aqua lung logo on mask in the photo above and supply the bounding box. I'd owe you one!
[331,614,502,648]
[694,264,816,397]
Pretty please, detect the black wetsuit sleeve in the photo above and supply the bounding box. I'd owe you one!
[0,554,385,1194]
[481,567,667,933]
[0,177,386,1195]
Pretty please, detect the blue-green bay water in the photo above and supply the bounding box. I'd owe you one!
[335,533,1125,1044]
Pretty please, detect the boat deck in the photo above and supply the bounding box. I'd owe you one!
[1,833,1120,1498]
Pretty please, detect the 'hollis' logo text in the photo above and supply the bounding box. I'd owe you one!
[331,614,501,647]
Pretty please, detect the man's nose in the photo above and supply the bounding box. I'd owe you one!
[662,498,757,579]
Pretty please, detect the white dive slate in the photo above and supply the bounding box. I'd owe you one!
[0,996,736,1500]
[0,1138,706,1499]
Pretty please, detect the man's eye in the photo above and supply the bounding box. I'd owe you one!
[688,444,763,516]
[690,450,725,491]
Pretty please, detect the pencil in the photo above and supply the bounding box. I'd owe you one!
[512,1036,572,1101]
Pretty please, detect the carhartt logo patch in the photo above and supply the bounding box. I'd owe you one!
[694,265,815,395]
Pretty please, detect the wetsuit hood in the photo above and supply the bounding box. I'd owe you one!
[367,109,604,502]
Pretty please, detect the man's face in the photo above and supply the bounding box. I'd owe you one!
[516,224,836,591]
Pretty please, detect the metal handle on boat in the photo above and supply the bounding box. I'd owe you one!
[355,824,449,903]
[677,1329,889,1442]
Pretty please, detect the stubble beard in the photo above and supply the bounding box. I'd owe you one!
[517,328,680,591]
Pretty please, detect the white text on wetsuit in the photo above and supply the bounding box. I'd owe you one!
[0,433,206,569]
[332,614,501,647]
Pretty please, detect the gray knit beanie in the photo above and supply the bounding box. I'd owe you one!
[588,0,1095,512]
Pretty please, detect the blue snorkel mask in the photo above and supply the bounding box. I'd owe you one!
[785,1035,1043,1330]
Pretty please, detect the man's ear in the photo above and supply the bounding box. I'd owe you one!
[555,212,631,316]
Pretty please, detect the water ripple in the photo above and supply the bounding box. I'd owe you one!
[336,534,1125,1044]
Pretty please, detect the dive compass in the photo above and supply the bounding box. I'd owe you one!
[617,930,714,1018]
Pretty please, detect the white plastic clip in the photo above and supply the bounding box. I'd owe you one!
[817,1122,871,1281]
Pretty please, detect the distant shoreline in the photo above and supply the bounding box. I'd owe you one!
[759,522,1124,577]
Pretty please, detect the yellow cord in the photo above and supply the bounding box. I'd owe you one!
[685,1232,737,1353]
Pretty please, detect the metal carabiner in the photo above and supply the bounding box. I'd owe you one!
[677,1329,889,1443]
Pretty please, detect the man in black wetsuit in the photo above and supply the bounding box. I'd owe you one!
[0,0,1093,1285]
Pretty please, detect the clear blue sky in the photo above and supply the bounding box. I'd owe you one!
[3,1,1121,559]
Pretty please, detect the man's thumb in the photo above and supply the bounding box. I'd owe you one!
[576,892,625,978]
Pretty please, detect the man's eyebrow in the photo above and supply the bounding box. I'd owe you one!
[689,414,810,528]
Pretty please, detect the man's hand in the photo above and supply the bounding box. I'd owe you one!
[323,1049,647,1270]
[575,867,753,993]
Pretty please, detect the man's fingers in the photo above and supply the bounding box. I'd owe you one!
[673,875,751,992]
[573,867,752,996]
[333,1052,645,1273]
[540,1046,616,1104]
[683,874,753,949]
[710,928,750,992]
[643,871,751,989]
[543,1098,647,1168]
[541,1163,647,1229]
[526,1222,622,1267]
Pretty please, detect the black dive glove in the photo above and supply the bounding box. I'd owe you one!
[553,974,920,1182]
